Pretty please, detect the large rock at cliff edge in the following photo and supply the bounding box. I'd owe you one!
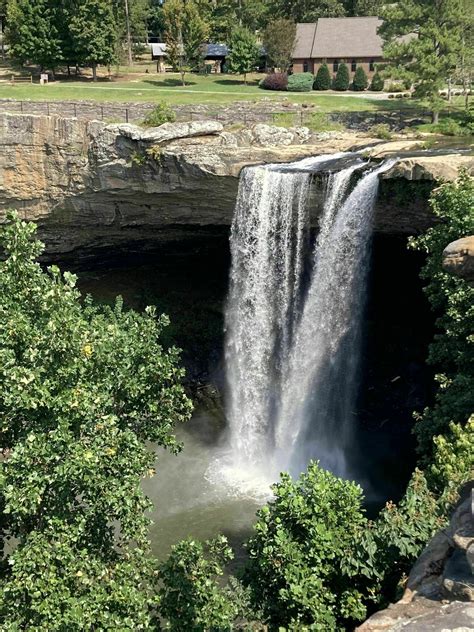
[442,236,474,285]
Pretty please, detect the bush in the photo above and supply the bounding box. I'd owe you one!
[259,72,288,91]
[370,71,384,91]
[352,66,368,91]
[142,101,176,127]
[158,537,237,630]
[314,63,331,90]
[430,117,468,136]
[387,82,404,92]
[369,123,392,139]
[245,462,373,629]
[333,62,350,91]
[287,72,314,92]
[306,112,344,132]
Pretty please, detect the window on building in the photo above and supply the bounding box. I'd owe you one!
[303,60,309,73]
[369,60,375,72]
[333,59,339,72]
[351,59,357,72]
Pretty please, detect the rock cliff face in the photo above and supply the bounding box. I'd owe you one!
[358,483,474,632]
[0,113,472,260]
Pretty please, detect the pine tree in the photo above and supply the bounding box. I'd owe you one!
[69,0,116,80]
[333,62,349,90]
[314,63,331,89]
[370,71,384,91]
[380,0,464,122]
[228,26,260,84]
[352,65,368,90]
[6,0,63,74]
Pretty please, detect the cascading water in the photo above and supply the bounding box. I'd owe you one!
[215,154,396,492]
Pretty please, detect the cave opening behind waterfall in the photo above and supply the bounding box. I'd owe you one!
[73,224,434,555]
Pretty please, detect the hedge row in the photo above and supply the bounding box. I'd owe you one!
[260,66,385,93]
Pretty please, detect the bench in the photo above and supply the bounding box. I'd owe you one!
[10,74,33,84]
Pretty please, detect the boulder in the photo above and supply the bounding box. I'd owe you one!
[442,236,474,285]
[138,120,224,143]
[382,155,474,181]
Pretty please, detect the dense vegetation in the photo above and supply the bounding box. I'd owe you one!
[0,213,193,628]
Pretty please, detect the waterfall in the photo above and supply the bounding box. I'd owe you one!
[219,155,396,491]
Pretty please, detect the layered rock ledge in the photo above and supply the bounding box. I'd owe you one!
[0,113,472,260]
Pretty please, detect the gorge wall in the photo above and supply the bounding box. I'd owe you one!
[0,112,472,261]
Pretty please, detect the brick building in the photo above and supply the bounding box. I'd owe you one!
[292,17,384,78]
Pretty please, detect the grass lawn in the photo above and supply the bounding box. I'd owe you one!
[0,72,421,111]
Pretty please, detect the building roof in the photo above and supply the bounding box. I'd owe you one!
[150,42,229,58]
[295,17,384,59]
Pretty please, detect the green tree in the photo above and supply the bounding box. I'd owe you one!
[352,65,368,90]
[263,18,296,73]
[333,61,350,89]
[70,0,116,80]
[314,62,332,89]
[408,171,474,459]
[370,70,384,91]
[6,0,63,74]
[158,536,237,630]
[269,0,346,21]
[0,213,193,629]
[353,0,383,15]
[245,462,373,629]
[228,26,260,84]
[380,0,464,122]
[163,0,209,86]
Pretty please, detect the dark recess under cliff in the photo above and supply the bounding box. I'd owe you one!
[73,230,434,504]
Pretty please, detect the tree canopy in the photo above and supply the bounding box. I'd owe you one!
[0,212,192,628]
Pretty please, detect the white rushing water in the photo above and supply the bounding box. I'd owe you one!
[216,154,396,493]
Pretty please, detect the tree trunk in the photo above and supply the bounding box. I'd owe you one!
[447,77,452,103]
[92,62,97,82]
[181,70,185,86]
[431,110,439,124]
[124,0,133,67]
[244,72,247,85]
[67,65,71,77]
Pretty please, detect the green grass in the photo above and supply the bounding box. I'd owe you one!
[0,72,412,110]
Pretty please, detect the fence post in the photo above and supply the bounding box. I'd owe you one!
[125,108,129,123]
[46,102,50,116]
[20,101,23,113]
[74,103,77,117]
[101,106,104,120]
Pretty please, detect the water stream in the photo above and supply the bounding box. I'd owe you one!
[220,155,397,489]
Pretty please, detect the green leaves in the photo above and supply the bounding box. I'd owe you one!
[228,27,260,82]
[0,211,192,628]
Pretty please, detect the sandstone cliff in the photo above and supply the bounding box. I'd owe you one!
[0,113,472,260]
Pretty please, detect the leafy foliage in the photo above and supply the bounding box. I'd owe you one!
[268,0,346,22]
[314,63,331,90]
[228,26,260,83]
[158,536,237,631]
[143,101,176,127]
[379,0,465,121]
[259,72,288,90]
[244,462,372,629]
[69,0,116,79]
[163,0,209,86]
[369,123,392,139]
[370,71,384,91]
[287,71,314,92]
[6,0,63,71]
[408,171,474,459]
[0,212,193,629]
[352,66,368,91]
[262,18,296,73]
[333,62,350,90]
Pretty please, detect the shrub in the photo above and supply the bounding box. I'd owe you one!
[314,63,331,90]
[245,462,374,629]
[352,66,368,91]
[333,62,350,90]
[287,72,314,92]
[387,82,404,92]
[408,171,474,459]
[369,123,392,139]
[142,101,176,127]
[259,72,288,91]
[430,117,468,136]
[306,112,344,132]
[370,71,384,91]
[158,537,237,630]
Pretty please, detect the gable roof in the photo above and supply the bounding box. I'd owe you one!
[295,17,384,59]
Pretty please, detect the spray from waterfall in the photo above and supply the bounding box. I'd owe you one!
[213,155,396,494]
